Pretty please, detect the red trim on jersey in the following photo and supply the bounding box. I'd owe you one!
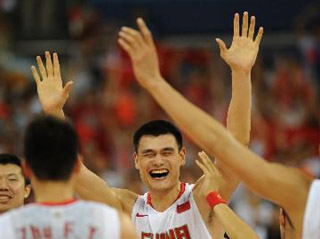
[176,201,190,213]
[36,198,78,206]
[147,182,186,208]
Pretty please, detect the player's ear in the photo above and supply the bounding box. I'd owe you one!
[24,184,32,199]
[133,152,139,169]
[180,147,186,166]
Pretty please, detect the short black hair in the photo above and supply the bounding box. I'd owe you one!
[0,154,30,185]
[24,115,79,181]
[133,120,183,153]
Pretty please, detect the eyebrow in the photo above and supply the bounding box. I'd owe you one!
[162,147,175,152]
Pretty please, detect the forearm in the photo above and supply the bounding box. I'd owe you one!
[227,69,252,145]
[75,163,123,210]
[217,70,252,200]
[214,204,259,239]
[146,77,306,207]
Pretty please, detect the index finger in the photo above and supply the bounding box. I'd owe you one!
[233,13,239,38]
[136,18,154,46]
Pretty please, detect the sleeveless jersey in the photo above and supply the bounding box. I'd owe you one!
[131,182,213,239]
[0,199,120,239]
[303,179,320,239]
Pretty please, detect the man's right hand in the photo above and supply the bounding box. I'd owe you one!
[118,18,163,90]
[31,51,73,118]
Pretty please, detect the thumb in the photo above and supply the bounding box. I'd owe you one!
[63,81,74,98]
[215,38,227,56]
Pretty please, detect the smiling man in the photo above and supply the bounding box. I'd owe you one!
[0,154,31,214]
[31,11,262,239]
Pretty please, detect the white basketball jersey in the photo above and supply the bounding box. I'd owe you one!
[131,182,213,239]
[303,179,320,239]
[0,199,120,239]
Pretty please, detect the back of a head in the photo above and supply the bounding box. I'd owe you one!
[133,120,183,152]
[24,115,79,181]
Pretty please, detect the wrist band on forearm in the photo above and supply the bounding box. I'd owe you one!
[206,191,226,209]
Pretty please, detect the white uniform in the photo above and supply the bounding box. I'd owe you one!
[303,179,320,239]
[132,182,213,239]
[0,199,120,239]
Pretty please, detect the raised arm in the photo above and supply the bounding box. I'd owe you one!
[118,17,311,214]
[31,52,136,212]
[214,12,259,200]
[195,151,259,239]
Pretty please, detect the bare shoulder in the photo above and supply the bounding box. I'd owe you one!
[118,211,137,239]
[112,188,139,215]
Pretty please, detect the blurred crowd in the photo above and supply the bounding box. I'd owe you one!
[0,1,319,239]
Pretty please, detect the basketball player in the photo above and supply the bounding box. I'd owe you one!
[0,116,136,239]
[118,12,319,239]
[196,151,259,239]
[31,12,260,239]
[0,154,31,214]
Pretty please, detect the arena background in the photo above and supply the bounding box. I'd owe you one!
[0,0,319,238]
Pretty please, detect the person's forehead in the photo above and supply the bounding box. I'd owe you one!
[0,164,23,176]
[138,134,179,152]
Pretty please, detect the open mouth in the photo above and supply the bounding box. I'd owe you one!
[149,169,169,179]
[0,195,11,203]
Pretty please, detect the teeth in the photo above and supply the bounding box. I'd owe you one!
[150,169,168,174]
[0,196,10,202]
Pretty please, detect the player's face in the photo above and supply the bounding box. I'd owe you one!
[0,164,29,213]
[134,134,186,192]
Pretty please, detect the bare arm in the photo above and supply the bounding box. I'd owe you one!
[194,151,259,239]
[214,204,259,239]
[119,212,137,239]
[118,18,311,211]
[214,12,258,201]
[31,52,136,212]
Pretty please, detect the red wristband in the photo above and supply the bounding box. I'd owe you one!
[206,191,226,209]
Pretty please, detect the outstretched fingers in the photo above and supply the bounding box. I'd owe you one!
[36,56,47,80]
[31,66,41,85]
[137,18,154,47]
[254,27,264,46]
[53,53,61,79]
[45,51,53,78]
[241,11,249,37]
[233,13,240,38]
[216,38,227,56]
[63,81,74,98]
[248,16,256,40]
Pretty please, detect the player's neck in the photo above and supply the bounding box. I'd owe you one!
[149,181,182,212]
[32,179,75,203]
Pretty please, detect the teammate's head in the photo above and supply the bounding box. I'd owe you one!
[0,154,31,214]
[23,115,80,181]
[133,120,186,191]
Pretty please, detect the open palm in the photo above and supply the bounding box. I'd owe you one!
[31,52,73,113]
[216,12,263,72]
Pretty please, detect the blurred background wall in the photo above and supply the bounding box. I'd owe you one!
[0,0,319,238]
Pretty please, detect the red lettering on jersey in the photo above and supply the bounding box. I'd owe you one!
[64,222,73,239]
[168,229,176,239]
[30,226,41,239]
[18,228,26,239]
[89,227,97,239]
[176,201,190,214]
[43,227,52,239]
[174,225,191,239]
[141,232,153,238]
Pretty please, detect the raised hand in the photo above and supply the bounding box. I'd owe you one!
[216,12,263,72]
[31,52,73,117]
[118,18,162,89]
[195,151,222,196]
